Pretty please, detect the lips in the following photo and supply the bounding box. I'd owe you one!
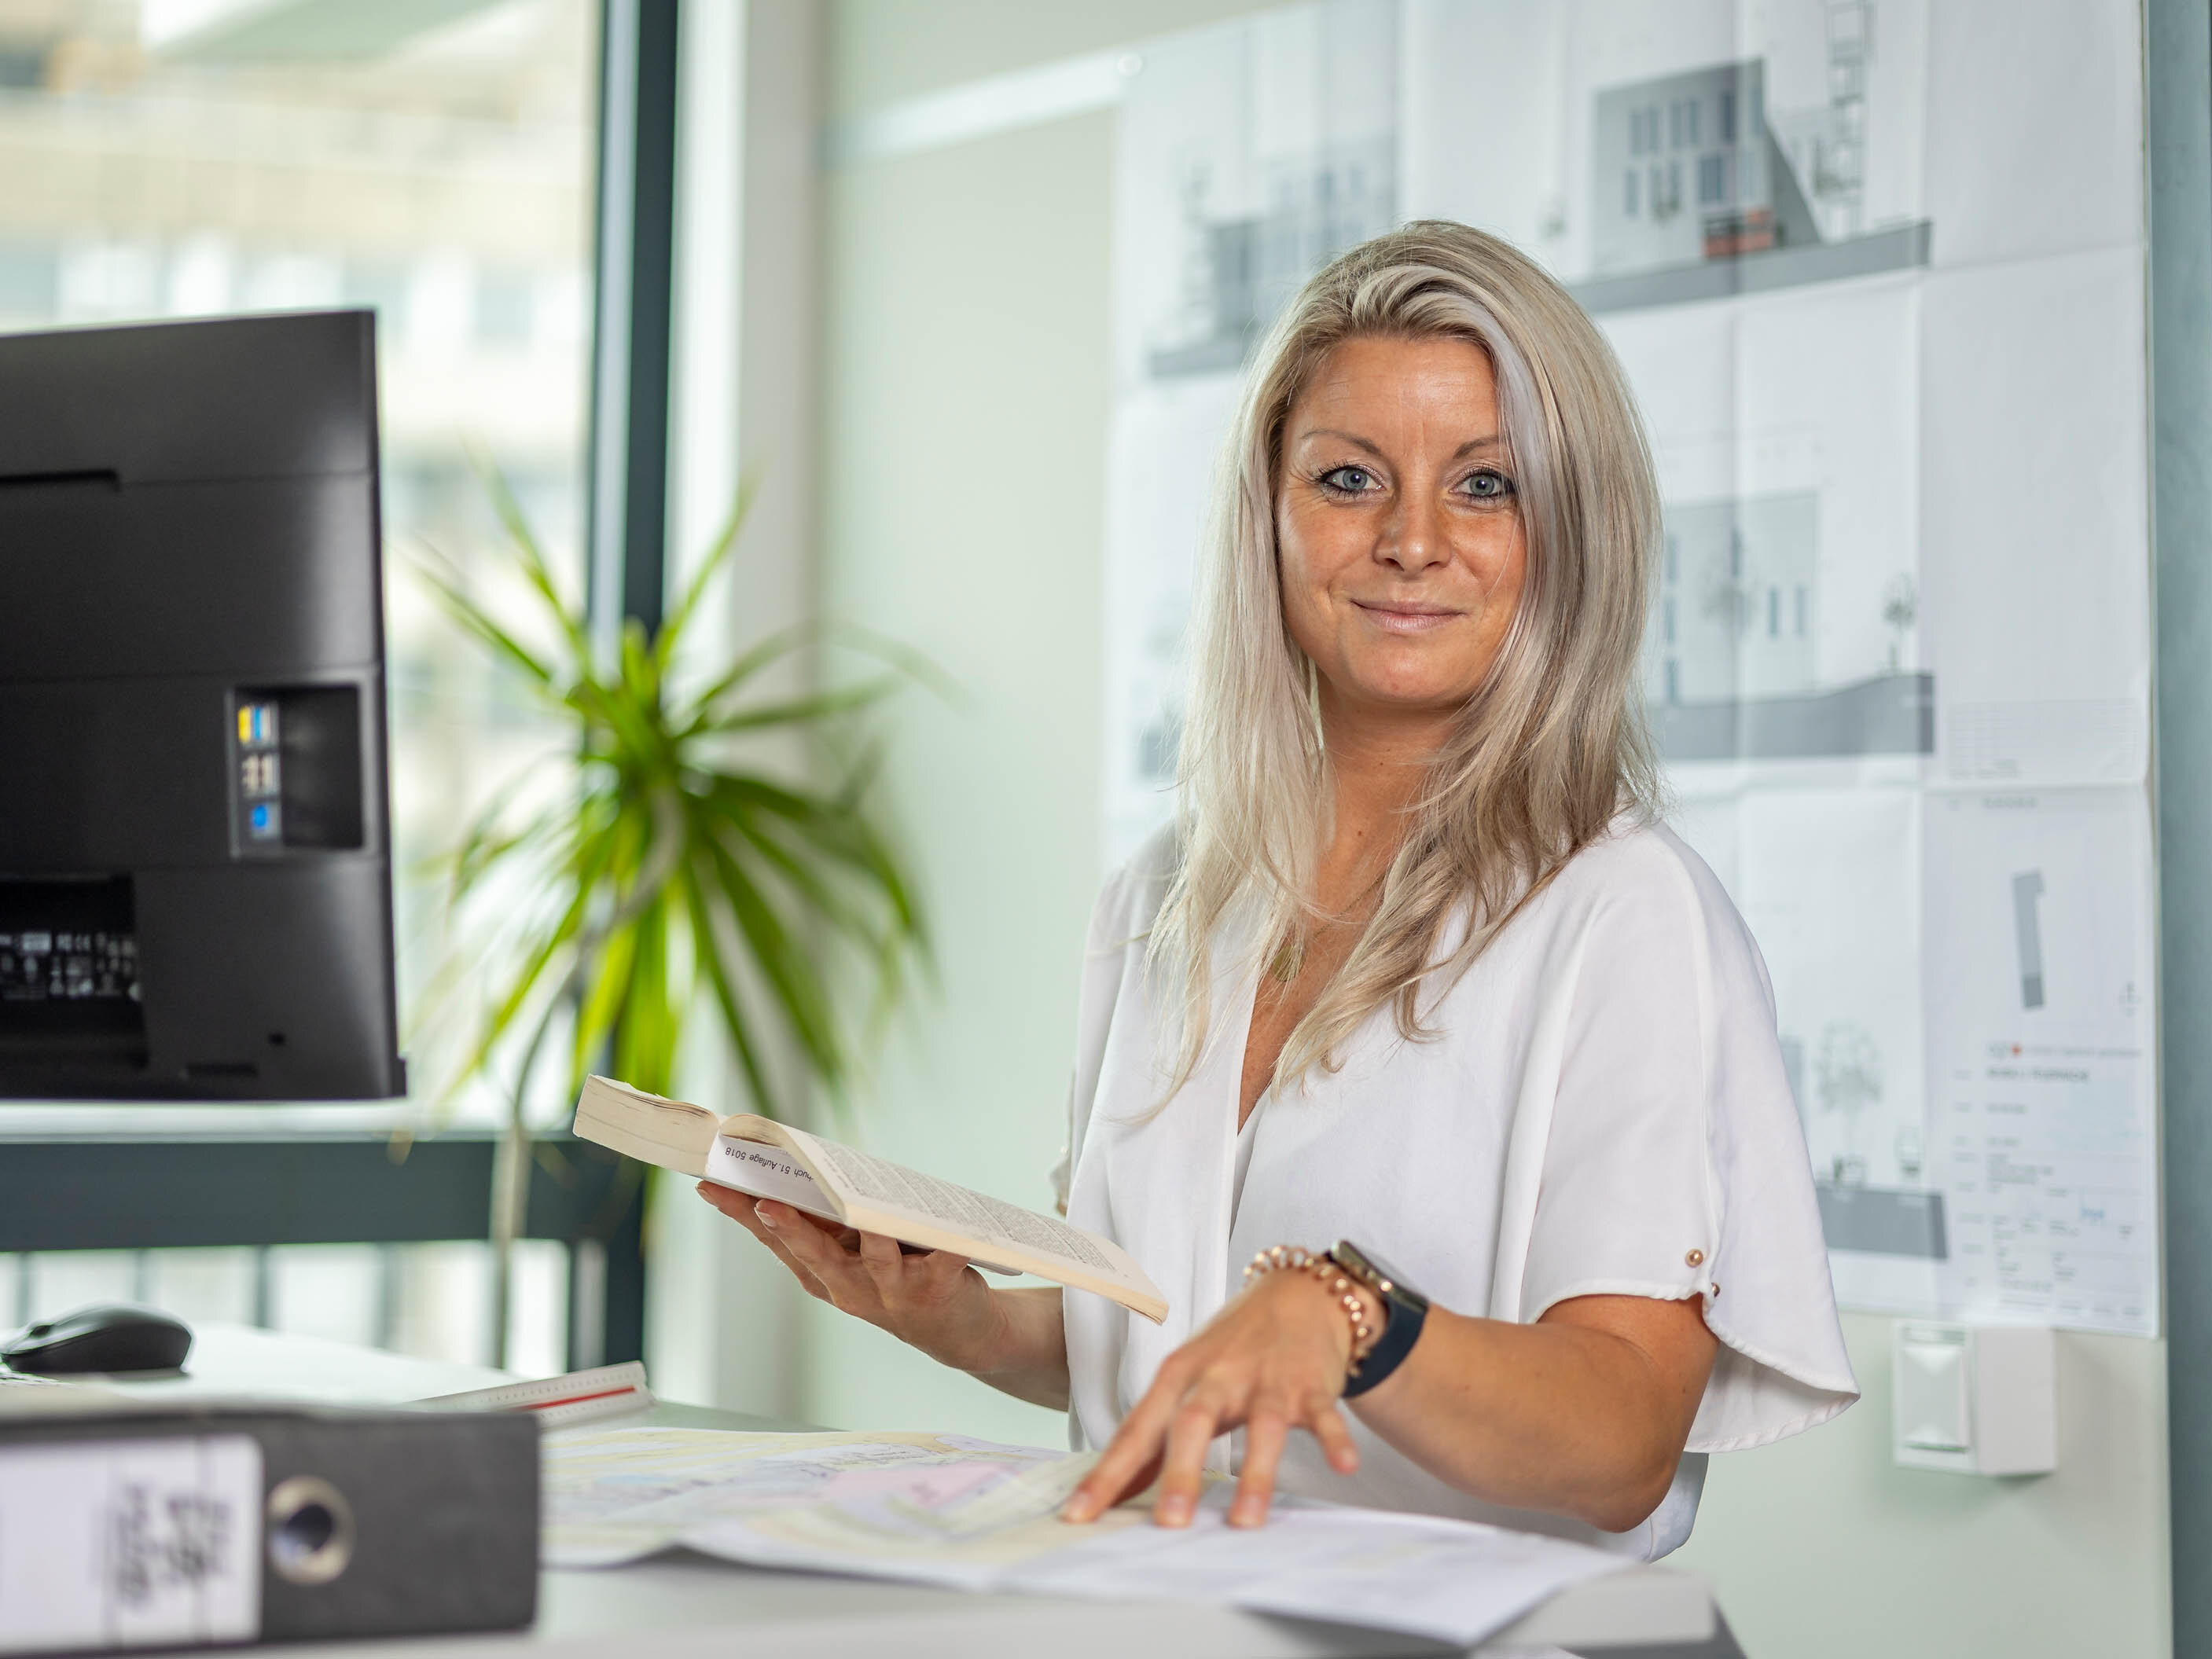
[1352,600,1462,633]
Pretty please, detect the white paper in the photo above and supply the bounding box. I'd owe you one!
[703,1135,839,1220]
[1736,787,1927,1191]
[0,1436,262,1655]
[1923,0,2143,269]
[1917,787,2158,1334]
[542,1427,1621,1648]
[1010,1488,1622,1648]
[1919,249,2151,788]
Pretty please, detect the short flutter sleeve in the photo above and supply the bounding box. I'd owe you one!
[1517,834,1858,1454]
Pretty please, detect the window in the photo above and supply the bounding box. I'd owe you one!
[1768,588,1780,637]
[1663,596,1677,645]
[1795,585,1809,636]
[1699,152,1725,204]
[1625,168,1640,215]
[0,0,604,1374]
[1720,89,1737,144]
[1684,97,1700,146]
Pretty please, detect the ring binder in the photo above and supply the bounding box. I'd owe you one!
[0,1396,538,1655]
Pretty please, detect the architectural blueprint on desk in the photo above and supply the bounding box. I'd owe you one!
[542,1426,1621,1647]
[1099,0,2158,1334]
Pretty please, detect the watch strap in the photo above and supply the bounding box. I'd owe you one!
[1342,1290,1423,1397]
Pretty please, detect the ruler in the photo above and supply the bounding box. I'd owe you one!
[421,1361,653,1430]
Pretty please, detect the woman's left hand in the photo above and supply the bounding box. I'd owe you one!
[1060,1266,1369,1530]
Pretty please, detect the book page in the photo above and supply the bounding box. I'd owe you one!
[792,1133,1120,1278]
[701,1136,843,1224]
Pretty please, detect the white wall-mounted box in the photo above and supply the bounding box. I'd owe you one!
[1893,1321,2057,1474]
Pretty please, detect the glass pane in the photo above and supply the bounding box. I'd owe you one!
[145,1246,258,1327]
[2,1241,566,1379]
[269,1242,384,1348]
[0,2,601,1375]
[0,0,600,1129]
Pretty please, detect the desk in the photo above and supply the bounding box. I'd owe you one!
[93,1326,1743,1659]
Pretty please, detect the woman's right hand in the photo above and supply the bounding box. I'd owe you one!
[696,1184,1004,1371]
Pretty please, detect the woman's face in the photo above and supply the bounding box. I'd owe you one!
[1275,334,1527,729]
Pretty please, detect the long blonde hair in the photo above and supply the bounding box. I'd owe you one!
[1149,221,1661,1093]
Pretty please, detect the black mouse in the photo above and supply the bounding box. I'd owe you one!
[2,1305,193,1375]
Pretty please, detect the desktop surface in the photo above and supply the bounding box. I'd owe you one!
[71,1325,1733,1658]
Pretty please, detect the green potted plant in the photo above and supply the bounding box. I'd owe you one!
[413,468,931,1359]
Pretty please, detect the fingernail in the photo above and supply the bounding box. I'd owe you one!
[1159,1496,1191,1525]
[755,1202,778,1228]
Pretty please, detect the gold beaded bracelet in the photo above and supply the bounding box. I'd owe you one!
[1242,1244,1376,1370]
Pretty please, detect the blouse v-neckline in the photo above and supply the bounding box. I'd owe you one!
[1230,1084,1273,1228]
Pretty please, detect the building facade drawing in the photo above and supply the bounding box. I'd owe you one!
[1591,59,1824,277]
[1648,493,1821,709]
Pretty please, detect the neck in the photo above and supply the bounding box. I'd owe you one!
[1312,684,1454,902]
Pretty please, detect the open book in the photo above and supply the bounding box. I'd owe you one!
[572,1076,1167,1323]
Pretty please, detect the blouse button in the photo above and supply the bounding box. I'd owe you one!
[1685,1249,1705,1268]
[1710,1282,1721,1298]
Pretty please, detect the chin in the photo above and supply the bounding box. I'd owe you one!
[1333,651,1483,710]
[1339,675,1479,716]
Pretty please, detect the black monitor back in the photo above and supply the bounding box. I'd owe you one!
[0,310,404,1099]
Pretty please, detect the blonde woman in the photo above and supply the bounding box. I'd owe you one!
[703,221,1856,1559]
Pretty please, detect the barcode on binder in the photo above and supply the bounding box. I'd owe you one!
[0,1436,261,1653]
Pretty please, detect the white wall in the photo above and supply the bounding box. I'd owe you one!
[805,0,1289,1448]
[1675,1316,2170,1657]
[802,6,2176,1653]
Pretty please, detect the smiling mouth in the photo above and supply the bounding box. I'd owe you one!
[1353,600,1462,631]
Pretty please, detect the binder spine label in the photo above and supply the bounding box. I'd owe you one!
[0,1435,262,1654]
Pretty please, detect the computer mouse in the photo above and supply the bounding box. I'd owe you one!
[2,1304,193,1375]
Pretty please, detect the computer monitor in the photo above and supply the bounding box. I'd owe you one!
[0,310,405,1100]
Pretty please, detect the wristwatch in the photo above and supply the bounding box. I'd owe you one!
[1327,1240,1428,1398]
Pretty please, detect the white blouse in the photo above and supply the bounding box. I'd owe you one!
[1053,820,1857,1562]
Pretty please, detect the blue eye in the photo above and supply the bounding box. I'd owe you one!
[1462,469,1514,501]
[1320,465,1378,494]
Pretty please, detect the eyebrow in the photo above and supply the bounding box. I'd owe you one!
[1297,428,1506,462]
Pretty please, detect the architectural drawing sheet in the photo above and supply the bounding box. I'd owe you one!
[1104,0,2158,1332]
[542,1426,1622,1646]
[1917,791,2157,1332]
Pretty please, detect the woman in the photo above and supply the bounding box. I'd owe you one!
[702,221,1855,1560]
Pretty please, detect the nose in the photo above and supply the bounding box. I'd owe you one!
[1376,490,1450,574]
